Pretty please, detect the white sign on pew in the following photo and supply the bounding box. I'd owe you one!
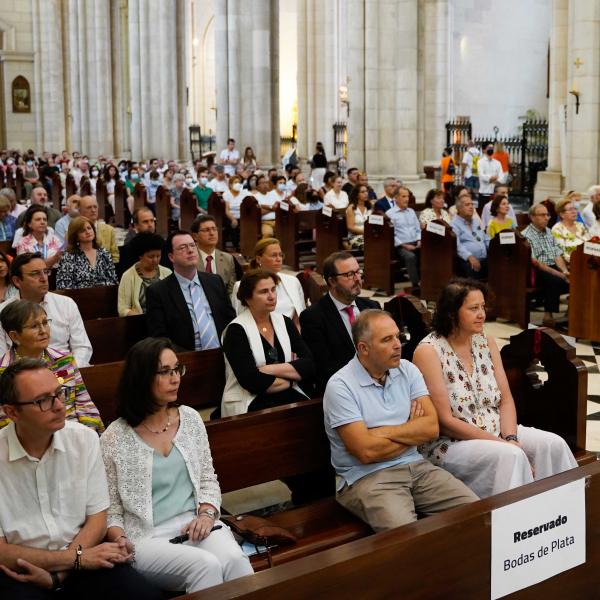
[426,221,446,236]
[279,202,289,212]
[490,478,585,599]
[369,214,384,226]
[322,206,333,217]
[583,241,600,257]
[499,231,516,245]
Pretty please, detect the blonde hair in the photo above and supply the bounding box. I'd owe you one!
[250,237,281,268]
[555,197,574,215]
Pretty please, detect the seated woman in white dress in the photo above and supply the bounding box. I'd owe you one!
[231,238,305,330]
[345,184,372,250]
[412,278,577,499]
[323,176,349,210]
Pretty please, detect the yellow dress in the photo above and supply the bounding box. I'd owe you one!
[487,218,514,239]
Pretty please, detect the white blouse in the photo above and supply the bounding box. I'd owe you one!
[323,189,349,210]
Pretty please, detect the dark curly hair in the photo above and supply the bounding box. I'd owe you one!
[432,278,490,337]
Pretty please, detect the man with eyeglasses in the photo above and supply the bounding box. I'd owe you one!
[300,251,379,394]
[146,230,235,352]
[452,194,489,280]
[191,215,236,295]
[0,360,162,598]
[0,253,92,366]
[522,203,570,326]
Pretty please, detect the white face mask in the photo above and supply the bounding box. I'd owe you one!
[233,182,243,192]
[6,159,14,166]
[186,178,193,186]
[91,170,99,177]
[200,177,209,186]
[277,183,287,192]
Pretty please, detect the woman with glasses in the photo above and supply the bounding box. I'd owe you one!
[230,238,305,329]
[0,299,104,432]
[221,269,315,417]
[100,337,252,594]
[118,232,172,316]
[551,197,590,263]
[56,216,118,289]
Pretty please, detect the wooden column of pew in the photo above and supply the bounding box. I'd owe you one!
[65,173,76,199]
[155,185,171,238]
[275,205,318,270]
[133,182,147,213]
[113,180,128,228]
[180,187,199,231]
[567,244,600,342]
[315,210,346,273]
[95,178,107,222]
[487,232,532,328]
[84,314,148,364]
[50,171,62,210]
[363,217,397,295]
[296,270,328,306]
[239,196,262,258]
[208,192,226,250]
[79,177,92,196]
[420,220,456,302]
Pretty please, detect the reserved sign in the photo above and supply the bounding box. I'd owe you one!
[490,478,585,599]
[583,241,600,257]
[426,221,446,236]
[369,214,384,226]
[279,201,289,212]
[322,206,333,217]
[499,231,516,245]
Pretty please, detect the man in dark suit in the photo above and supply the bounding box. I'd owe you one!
[146,230,235,352]
[300,251,379,394]
[374,177,400,213]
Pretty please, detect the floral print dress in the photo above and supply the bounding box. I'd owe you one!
[418,332,502,464]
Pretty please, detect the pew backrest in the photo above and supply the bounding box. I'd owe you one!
[363,217,396,294]
[85,314,147,364]
[420,219,456,302]
[239,196,262,257]
[54,285,119,320]
[567,244,600,342]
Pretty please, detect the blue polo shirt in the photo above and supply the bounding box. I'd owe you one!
[324,356,428,490]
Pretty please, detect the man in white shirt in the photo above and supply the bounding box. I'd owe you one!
[219,138,240,177]
[582,185,600,230]
[478,144,504,203]
[207,165,229,194]
[0,253,92,366]
[191,215,236,295]
[0,360,162,598]
[461,141,480,195]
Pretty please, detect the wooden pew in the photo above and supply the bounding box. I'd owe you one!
[501,326,595,465]
[208,193,226,250]
[50,171,62,211]
[65,173,76,198]
[95,178,107,222]
[275,206,318,270]
[315,211,346,273]
[296,270,328,306]
[363,217,397,295]
[420,220,456,302]
[84,314,147,364]
[81,348,226,425]
[487,233,532,328]
[180,188,199,231]
[54,285,118,320]
[155,185,171,237]
[383,294,432,361]
[14,168,24,201]
[133,182,147,213]
[0,240,14,258]
[79,177,92,196]
[185,461,600,599]
[239,196,262,258]
[113,179,128,228]
[567,244,600,342]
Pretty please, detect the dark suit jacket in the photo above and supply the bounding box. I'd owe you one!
[300,293,379,395]
[146,271,235,352]
[374,197,395,213]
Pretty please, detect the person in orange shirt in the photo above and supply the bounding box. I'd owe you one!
[440,147,456,195]
[492,142,510,178]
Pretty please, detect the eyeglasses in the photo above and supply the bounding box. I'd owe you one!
[156,364,186,378]
[14,385,69,411]
[22,268,52,279]
[198,227,218,233]
[22,318,52,332]
[334,269,363,280]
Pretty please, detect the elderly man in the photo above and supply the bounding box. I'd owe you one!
[522,203,570,326]
[146,230,235,352]
[78,195,119,263]
[16,186,61,229]
[0,360,162,599]
[374,177,400,213]
[0,253,92,366]
[54,195,80,242]
[324,310,478,532]
[191,215,236,295]
[582,185,600,230]
[386,187,421,288]
[452,194,489,279]
[300,251,379,394]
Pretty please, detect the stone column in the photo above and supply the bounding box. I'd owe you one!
[535,0,568,201]
[32,0,66,151]
[215,0,280,165]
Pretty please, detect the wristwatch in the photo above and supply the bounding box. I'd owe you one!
[197,508,217,520]
[504,434,519,443]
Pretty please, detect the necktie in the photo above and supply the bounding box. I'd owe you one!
[189,282,217,350]
[205,255,213,273]
[343,305,356,325]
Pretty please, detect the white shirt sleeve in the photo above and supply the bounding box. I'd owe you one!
[63,297,93,367]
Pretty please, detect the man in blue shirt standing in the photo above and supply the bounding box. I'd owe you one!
[323,309,477,532]
[451,194,489,279]
[386,187,421,288]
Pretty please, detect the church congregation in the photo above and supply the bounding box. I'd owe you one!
[1,0,600,598]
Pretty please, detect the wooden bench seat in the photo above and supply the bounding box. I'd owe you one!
[54,285,118,320]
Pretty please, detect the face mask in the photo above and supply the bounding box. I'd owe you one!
[233,182,243,192]
[27,161,33,167]
[131,173,140,181]
[486,149,494,156]
[6,159,13,166]
[200,177,209,186]
[186,178,193,186]
[277,183,287,192]
[91,170,99,177]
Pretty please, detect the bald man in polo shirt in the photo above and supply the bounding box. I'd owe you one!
[324,310,477,532]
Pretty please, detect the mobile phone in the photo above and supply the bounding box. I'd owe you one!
[169,525,222,544]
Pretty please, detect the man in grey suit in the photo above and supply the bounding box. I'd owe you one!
[191,215,237,295]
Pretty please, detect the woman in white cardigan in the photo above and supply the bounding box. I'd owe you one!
[117,232,171,316]
[100,338,252,594]
[222,269,315,418]
[230,238,305,329]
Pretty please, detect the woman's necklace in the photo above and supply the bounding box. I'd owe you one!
[141,408,171,434]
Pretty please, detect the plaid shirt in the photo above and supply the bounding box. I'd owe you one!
[0,215,16,242]
[522,224,562,266]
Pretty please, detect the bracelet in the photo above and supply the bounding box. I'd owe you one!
[504,434,519,443]
[74,545,83,571]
